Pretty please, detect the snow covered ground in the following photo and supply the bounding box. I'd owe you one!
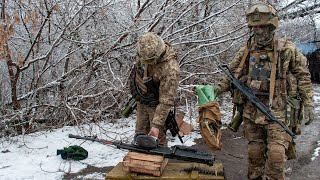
[0,84,319,180]
[0,116,202,180]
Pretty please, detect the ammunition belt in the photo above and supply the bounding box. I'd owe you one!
[182,166,224,176]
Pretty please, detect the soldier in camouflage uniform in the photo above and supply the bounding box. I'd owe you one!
[216,3,315,180]
[133,32,180,146]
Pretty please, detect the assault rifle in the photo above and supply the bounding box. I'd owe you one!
[166,110,184,143]
[68,134,214,166]
[218,64,296,139]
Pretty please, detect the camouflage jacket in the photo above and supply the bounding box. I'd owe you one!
[218,37,314,123]
[137,43,180,129]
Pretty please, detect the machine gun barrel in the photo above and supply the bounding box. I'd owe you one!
[68,134,214,166]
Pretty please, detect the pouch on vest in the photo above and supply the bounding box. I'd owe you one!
[230,79,246,131]
[129,65,160,106]
[285,96,302,135]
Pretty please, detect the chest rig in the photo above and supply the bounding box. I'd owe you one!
[237,39,279,108]
[129,63,160,106]
[251,40,278,104]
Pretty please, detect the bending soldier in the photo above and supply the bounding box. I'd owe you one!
[216,3,315,180]
[130,32,180,146]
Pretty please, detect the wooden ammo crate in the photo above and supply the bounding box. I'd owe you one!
[122,152,168,177]
[106,161,225,180]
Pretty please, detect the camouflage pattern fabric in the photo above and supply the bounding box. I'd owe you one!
[135,43,180,146]
[137,32,166,65]
[218,38,314,120]
[218,37,314,180]
[243,118,291,180]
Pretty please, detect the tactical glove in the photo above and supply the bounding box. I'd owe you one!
[304,106,315,125]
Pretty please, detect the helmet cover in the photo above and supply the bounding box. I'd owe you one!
[137,32,166,64]
[246,3,279,28]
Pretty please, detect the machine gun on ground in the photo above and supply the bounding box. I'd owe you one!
[218,64,296,138]
[68,134,214,166]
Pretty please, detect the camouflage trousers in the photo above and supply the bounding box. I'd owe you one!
[136,102,167,146]
[243,117,291,180]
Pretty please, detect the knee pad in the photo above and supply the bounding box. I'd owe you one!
[248,142,265,159]
[268,143,286,163]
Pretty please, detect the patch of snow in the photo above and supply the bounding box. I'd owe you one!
[311,141,320,161]
[77,172,105,180]
[0,115,201,180]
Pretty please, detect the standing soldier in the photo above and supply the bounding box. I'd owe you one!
[216,3,315,180]
[130,32,180,146]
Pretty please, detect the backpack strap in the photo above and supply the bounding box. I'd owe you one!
[234,47,249,79]
[268,39,288,108]
[269,39,278,108]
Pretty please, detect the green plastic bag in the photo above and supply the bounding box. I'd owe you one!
[196,85,218,106]
[196,85,209,106]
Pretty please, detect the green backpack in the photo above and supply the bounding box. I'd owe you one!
[57,145,88,160]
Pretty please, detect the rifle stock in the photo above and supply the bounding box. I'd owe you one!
[68,134,214,166]
[218,64,296,139]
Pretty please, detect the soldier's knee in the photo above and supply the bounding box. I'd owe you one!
[248,142,265,159]
[267,143,286,163]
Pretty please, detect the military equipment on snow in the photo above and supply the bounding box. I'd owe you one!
[165,110,184,143]
[57,145,88,160]
[218,64,296,138]
[68,134,214,166]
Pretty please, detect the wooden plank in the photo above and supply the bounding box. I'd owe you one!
[123,160,161,171]
[124,158,162,167]
[107,162,225,180]
[123,166,161,177]
[160,158,168,173]
[125,152,164,162]
[122,152,168,176]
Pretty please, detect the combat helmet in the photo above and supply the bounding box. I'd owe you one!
[246,3,279,29]
[137,32,166,64]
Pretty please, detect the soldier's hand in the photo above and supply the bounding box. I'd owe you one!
[304,106,315,125]
[148,127,159,138]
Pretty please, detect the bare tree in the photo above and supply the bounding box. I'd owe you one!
[0,0,318,137]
